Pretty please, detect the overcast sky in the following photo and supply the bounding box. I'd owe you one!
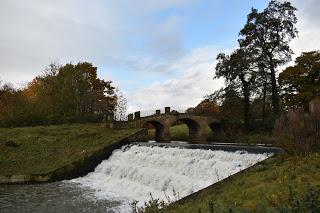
[0,0,319,112]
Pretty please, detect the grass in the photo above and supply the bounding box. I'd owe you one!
[165,153,320,212]
[147,124,275,144]
[0,123,138,175]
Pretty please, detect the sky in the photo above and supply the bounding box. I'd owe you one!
[0,0,320,113]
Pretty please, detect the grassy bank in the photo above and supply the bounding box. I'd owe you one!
[166,153,320,212]
[0,124,138,176]
[147,124,275,144]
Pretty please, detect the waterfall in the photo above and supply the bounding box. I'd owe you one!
[68,145,271,211]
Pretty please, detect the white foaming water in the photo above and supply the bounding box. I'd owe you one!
[68,145,271,211]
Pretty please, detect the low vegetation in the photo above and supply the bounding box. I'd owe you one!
[0,123,137,175]
[275,99,320,154]
[166,153,320,212]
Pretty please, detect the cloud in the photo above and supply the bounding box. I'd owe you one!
[288,0,320,58]
[1,0,320,112]
[126,0,320,112]
[126,46,225,112]
[0,0,193,85]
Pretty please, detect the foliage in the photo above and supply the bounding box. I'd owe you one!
[279,51,320,109]
[210,1,299,133]
[131,196,167,213]
[274,99,320,154]
[0,62,118,127]
[219,87,244,127]
[239,0,298,115]
[186,99,220,116]
[114,92,128,121]
[215,48,257,130]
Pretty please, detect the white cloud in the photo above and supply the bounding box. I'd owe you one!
[288,0,320,59]
[126,46,225,112]
[127,0,320,112]
[0,0,192,85]
[1,0,320,113]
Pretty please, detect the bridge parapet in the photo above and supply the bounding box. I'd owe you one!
[127,106,189,121]
[113,107,222,143]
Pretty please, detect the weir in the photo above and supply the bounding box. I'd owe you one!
[1,141,281,213]
[67,143,275,211]
[133,142,283,154]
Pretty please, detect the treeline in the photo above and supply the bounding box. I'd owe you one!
[205,0,319,132]
[0,62,125,127]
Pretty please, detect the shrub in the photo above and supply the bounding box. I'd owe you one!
[131,197,167,213]
[274,99,320,154]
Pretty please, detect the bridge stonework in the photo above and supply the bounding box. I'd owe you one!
[118,112,221,143]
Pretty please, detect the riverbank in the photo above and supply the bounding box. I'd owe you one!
[0,124,142,183]
[166,152,320,212]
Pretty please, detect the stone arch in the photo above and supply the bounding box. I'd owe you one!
[209,122,223,141]
[178,118,202,143]
[142,120,168,142]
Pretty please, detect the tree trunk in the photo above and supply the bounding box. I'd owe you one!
[241,77,251,131]
[269,59,280,115]
[262,82,267,121]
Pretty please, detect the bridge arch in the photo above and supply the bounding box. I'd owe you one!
[209,122,223,141]
[177,118,202,143]
[126,110,221,143]
[142,120,169,142]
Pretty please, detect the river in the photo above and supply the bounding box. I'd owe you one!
[0,144,271,213]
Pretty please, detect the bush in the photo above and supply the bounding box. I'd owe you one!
[274,99,320,154]
[131,197,167,213]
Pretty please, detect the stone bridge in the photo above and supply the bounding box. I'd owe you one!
[117,107,222,143]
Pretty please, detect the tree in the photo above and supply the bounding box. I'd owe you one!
[279,51,320,108]
[114,91,127,121]
[186,99,220,116]
[220,86,244,127]
[0,62,119,127]
[215,48,257,130]
[239,0,298,115]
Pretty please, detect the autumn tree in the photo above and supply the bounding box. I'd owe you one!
[0,62,118,127]
[186,99,220,116]
[279,51,320,108]
[239,0,298,115]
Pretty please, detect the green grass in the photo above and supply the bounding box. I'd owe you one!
[0,123,138,175]
[166,153,320,212]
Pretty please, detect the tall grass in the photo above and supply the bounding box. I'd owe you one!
[274,99,320,154]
